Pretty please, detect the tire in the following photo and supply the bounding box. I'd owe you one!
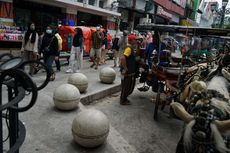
[154,83,161,120]
[19,60,50,90]
[0,53,13,64]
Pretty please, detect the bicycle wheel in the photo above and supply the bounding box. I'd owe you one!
[153,83,161,120]
[19,60,50,90]
[0,53,13,64]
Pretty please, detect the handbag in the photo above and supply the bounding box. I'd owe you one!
[43,37,54,53]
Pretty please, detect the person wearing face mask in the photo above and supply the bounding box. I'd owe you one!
[40,26,59,81]
[66,27,84,73]
[21,22,39,75]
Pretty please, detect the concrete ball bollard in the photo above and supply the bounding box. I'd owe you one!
[72,109,110,148]
[53,84,80,110]
[99,67,116,84]
[68,73,88,93]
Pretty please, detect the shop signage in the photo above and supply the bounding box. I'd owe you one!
[0,1,13,19]
[172,0,186,8]
[157,6,172,19]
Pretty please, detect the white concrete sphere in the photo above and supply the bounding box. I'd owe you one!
[53,84,80,110]
[72,109,110,148]
[99,67,116,84]
[68,73,88,93]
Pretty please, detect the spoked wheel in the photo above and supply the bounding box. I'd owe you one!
[154,83,161,120]
[19,60,50,90]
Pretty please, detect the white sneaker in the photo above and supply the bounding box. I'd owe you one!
[76,70,80,73]
[66,69,73,73]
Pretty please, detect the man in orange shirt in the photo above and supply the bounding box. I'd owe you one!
[120,34,137,105]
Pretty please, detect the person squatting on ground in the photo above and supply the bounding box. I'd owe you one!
[90,26,104,70]
[40,26,59,81]
[120,34,137,105]
[21,22,39,75]
[112,34,120,67]
[54,29,62,72]
[66,28,84,73]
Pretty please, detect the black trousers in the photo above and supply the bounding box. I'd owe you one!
[55,52,61,71]
[120,73,136,102]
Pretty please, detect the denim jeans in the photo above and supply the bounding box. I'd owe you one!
[147,54,152,69]
[44,55,54,75]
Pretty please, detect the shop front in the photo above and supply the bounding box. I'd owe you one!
[0,0,23,49]
[153,0,185,25]
[13,0,64,30]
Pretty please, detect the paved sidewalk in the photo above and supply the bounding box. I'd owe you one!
[3,58,183,153]
[45,58,121,105]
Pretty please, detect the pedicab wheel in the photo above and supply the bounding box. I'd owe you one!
[154,84,161,120]
[0,53,13,64]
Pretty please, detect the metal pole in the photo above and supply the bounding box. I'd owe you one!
[220,6,226,28]
[0,82,2,153]
[8,86,19,153]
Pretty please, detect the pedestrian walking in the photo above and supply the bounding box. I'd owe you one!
[119,34,137,105]
[66,27,84,73]
[40,26,58,81]
[118,30,128,64]
[111,34,120,67]
[100,30,108,65]
[21,22,39,75]
[90,26,104,70]
[55,30,62,71]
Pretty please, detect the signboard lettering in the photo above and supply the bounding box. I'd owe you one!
[157,6,172,19]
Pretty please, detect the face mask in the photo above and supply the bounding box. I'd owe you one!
[30,25,35,30]
[46,29,52,34]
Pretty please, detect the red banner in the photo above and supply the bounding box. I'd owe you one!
[0,1,13,19]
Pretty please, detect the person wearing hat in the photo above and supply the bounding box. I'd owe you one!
[119,34,137,105]
[90,26,104,70]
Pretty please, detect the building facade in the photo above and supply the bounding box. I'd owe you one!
[1,0,121,32]
[117,0,186,32]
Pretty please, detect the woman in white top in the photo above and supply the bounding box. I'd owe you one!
[21,22,39,75]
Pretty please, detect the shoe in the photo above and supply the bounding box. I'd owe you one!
[95,66,98,70]
[120,99,131,105]
[66,69,73,73]
[49,73,55,81]
[137,86,149,92]
[76,70,80,73]
[90,63,95,68]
